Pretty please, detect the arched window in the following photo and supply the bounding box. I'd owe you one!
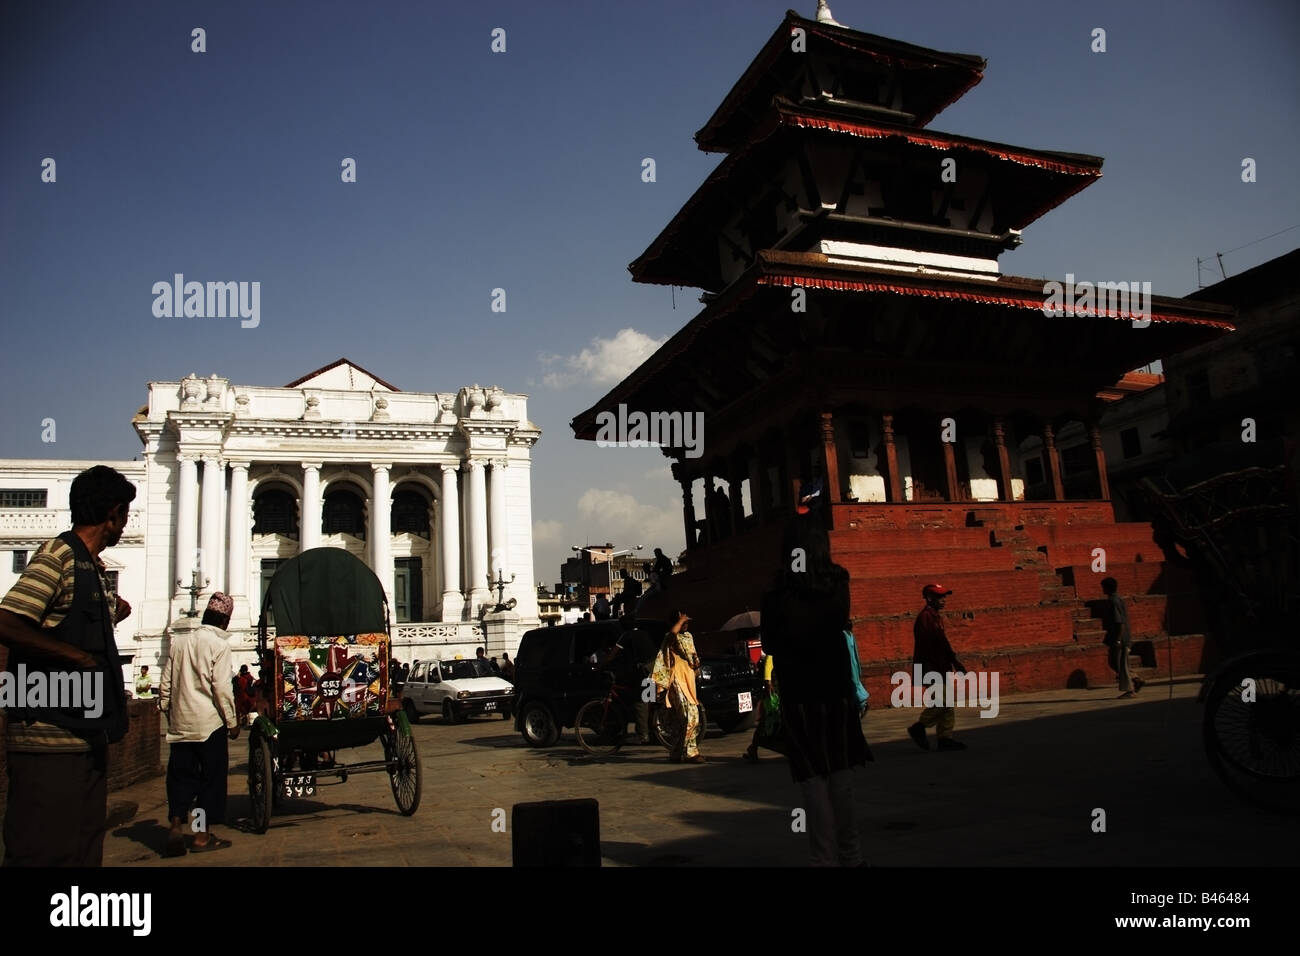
[322,487,365,537]
[391,489,431,537]
[253,487,298,537]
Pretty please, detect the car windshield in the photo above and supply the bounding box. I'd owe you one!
[441,660,494,680]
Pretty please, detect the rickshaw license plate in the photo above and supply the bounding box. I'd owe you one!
[483,701,496,710]
[283,774,316,799]
[738,692,753,713]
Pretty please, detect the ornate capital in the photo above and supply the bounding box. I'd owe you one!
[819,410,835,443]
[229,460,250,474]
[465,459,485,472]
[440,463,459,479]
[371,462,391,475]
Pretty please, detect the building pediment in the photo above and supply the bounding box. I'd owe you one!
[285,358,399,392]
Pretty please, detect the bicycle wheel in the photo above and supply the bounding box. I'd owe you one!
[1203,649,1300,813]
[575,698,625,757]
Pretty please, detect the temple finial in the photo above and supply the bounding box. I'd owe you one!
[815,0,843,26]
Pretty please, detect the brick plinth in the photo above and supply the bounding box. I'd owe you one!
[645,501,1219,693]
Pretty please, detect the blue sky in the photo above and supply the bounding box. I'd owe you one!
[1,0,1297,585]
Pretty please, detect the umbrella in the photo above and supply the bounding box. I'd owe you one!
[721,610,761,631]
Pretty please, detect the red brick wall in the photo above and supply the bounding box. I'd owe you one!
[650,500,1217,693]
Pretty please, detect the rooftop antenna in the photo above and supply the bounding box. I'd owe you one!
[815,0,844,26]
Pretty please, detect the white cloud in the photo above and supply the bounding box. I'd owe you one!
[539,327,668,388]
[532,518,564,545]
[574,487,682,553]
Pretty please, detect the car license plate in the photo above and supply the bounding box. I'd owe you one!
[283,774,316,799]
[738,692,753,713]
[483,701,496,711]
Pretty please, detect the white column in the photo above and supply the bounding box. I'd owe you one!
[301,463,322,551]
[174,452,198,594]
[227,463,250,617]
[489,458,509,579]
[199,455,223,592]
[440,463,463,621]
[371,463,393,608]
[466,459,490,611]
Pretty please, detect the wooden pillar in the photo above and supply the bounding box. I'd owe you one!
[881,413,902,503]
[1089,420,1111,501]
[993,417,1015,503]
[748,445,767,525]
[705,470,720,542]
[1043,423,1066,500]
[729,455,747,530]
[819,410,842,504]
[675,464,697,549]
[784,422,802,513]
[941,418,961,502]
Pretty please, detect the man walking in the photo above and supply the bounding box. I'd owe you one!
[652,548,673,592]
[159,592,239,856]
[907,584,967,752]
[1101,577,1144,698]
[611,569,642,619]
[0,465,134,866]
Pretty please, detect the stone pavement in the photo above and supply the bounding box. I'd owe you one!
[98,678,1297,867]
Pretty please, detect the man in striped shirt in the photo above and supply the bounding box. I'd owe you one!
[0,465,135,866]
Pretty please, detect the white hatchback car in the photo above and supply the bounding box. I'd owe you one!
[402,658,515,724]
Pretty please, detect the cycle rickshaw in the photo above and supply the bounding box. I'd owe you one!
[246,547,422,832]
[1140,441,1299,814]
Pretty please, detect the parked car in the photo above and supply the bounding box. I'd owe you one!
[402,658,515,724]
[512,619,762,747]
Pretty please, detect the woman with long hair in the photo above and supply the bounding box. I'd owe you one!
[760,514,870,865]
[652,610,703,763]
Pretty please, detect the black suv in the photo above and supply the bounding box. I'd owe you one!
[512,618,762,747]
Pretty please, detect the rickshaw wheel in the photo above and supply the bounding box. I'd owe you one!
[249,735,274,833]
[387,726,422,816]
[1203,650,1300,813]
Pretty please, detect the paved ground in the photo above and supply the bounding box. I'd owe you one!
[99,678,1298,867]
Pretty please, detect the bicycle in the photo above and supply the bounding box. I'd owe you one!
[575,672,639,757]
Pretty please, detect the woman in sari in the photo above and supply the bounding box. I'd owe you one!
[652,610,703,763]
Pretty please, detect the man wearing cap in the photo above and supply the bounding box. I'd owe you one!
[907,584,967,752]
[159,591,239,855]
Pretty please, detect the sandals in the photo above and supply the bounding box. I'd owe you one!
[188,835,233,853]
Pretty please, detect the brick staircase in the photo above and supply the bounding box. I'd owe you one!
[835,503,1210,696]
[641,501,1210,696]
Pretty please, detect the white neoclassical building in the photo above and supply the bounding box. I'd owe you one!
[0,359,541,681]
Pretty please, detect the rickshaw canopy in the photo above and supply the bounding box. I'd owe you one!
[260,547,388,636]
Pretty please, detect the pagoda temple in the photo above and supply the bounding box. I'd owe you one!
[571,5,1235,694]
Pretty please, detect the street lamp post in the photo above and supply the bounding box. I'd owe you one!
[177,569,209,619]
